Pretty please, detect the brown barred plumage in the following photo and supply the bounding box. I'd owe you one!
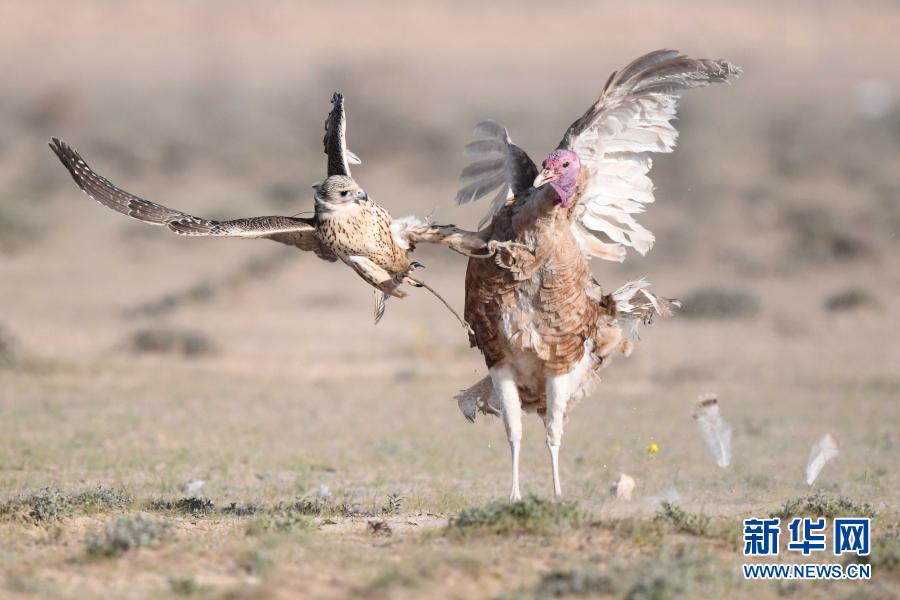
[454,49,738,500]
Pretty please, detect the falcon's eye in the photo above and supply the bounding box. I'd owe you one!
[562,161,570,168]
[340,190,349,197]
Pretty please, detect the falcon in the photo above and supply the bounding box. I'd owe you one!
[49,93,515,326]
[452,50,741,500]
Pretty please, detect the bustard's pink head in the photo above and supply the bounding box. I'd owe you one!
[533,149,580,208]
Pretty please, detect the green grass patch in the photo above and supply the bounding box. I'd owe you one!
[448,495,587,535]
[654,502,711,536]
[0,486,133,523]
[86,513,173,557]
[245,510,314,536]
[771,490,876,520]
[167,576,209,597]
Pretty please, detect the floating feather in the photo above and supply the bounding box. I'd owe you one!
[183,479,205,495]
[692,393,732,468]
[805,433,840,485]
[612,473,636,500]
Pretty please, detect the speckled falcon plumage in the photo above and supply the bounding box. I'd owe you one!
[453,50,741,500]
[50,93,511,326]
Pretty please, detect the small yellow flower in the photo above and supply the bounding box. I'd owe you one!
[647,443,660,455]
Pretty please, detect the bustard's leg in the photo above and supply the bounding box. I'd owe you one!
[544,370,573,498]
[490,365,522,501]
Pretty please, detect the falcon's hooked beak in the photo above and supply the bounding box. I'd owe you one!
[532,168,558,189]
[356,188,368,202]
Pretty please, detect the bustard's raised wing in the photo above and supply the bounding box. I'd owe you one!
[454,120,538,229]
[559,50,740,261]
[453,50,740,259]
[323,92,361,177]
[50,138,336,260]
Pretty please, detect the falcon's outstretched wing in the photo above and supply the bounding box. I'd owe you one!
[49,138,336,260]
[559,50,740,261]
[454,120,538,229]
[323,92,361,177]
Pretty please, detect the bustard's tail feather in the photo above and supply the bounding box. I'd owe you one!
[454,376,499,423]
[611,278,680,335]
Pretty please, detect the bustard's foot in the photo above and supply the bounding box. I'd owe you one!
[459,240,532,261]
[488,240,533,270]
[488,239,533,255]
[509,488,522,502]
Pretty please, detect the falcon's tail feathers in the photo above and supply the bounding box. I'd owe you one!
[374,290,389,325]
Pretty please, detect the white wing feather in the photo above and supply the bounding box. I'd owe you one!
[451,51,739,251]
[562,51,740,261]
[692,393,732,468]
[805,433,840,485]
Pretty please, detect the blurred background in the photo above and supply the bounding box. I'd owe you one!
[2,0,899,489]
[1,0,898,354]
[0,1,898,594]
[0,0,900,593]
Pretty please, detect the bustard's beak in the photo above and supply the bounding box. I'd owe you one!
[533,168,557,188]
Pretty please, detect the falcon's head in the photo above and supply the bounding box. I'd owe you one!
[533,149,580,208]
[313,175,368,210]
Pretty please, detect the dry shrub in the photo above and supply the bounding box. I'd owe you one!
[782,206,871,263]
[0,324,18,368]
[679,287,761,319]
[126,327,215,357]
[86,513,173,557]
[825,288,881,312]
